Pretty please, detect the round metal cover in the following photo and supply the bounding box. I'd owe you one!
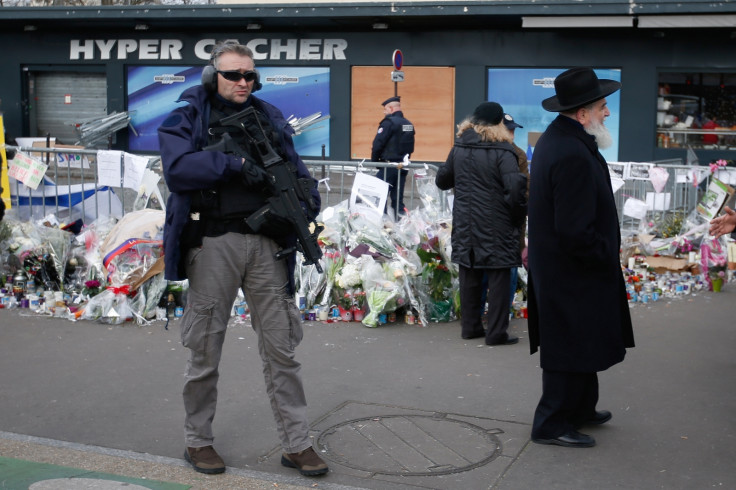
[317,414,501,476]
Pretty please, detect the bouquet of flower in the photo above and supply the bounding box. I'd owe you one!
[352,289,366,310]
[416,236,453,302]
[320,249,345,306]
[83,279,102,297]
[701,237,728,291]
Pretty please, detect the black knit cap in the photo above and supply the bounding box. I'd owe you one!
[472,101,504,126]
[382,96,401,106]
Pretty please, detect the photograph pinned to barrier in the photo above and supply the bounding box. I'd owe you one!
[350,171,388,225]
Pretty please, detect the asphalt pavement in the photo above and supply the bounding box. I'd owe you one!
[0,286,734,489]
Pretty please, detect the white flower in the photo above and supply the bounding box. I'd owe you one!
[337,263,362,288]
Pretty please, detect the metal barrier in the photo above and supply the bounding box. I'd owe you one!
[612,160,712,236]
[4,145,714,238]
[4,146,444,222]
[303,159,445,216]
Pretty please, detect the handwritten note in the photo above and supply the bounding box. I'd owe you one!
[97,150,123,187]
[8,152,48,190]
[123,153,150,191]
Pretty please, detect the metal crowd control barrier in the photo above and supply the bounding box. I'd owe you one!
[4,146,710,236]
[5,145,159,223]
[612,159,711,235]
[302,159,445,217]
[4,147,444,222]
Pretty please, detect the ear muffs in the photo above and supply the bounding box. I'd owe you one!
[252,71,262,92]
[201,65,262,94]
[201,64,217,93]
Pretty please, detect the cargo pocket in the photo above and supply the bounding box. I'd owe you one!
[286,295,304,348]
[180,288,218,354]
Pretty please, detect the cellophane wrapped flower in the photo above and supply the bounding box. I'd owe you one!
[359,256,401,327]
[700,236,729,290]
[337,261,361,289]
[320,249,345,306]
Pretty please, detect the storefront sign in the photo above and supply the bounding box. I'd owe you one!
[70,38,348,61]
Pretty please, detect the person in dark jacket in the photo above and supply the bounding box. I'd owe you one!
[158,41,327,477]
[528,67,635,448]
[436,101,527,345]
[372,96,415,218]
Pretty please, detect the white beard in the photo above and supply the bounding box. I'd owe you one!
[585,120,613,149]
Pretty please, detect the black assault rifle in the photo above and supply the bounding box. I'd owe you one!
[204,107,324,273]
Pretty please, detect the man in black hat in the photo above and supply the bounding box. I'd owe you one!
[371,96,415,217]
[527,67,635,448]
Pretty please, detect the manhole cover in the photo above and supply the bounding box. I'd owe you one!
[316,414,501,476]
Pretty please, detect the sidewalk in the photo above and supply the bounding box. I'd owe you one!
[0,287,734,489]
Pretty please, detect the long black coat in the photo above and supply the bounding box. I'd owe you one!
[436,128,527,269]
[527,115,634,373]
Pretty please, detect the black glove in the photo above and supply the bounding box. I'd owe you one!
[240,155,270,187]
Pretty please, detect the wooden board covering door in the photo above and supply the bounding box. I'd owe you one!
[350,66,455,163]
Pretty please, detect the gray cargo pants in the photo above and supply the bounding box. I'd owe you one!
[180,232,311,454]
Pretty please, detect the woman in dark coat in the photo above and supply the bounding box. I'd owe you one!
[527,67,635,448]
[436,102,527,345]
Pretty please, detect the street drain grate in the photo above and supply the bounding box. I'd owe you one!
[316,414,501,476]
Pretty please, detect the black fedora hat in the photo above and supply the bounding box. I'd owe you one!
[542,67,621,112]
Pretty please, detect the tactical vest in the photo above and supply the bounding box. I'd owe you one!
[191,98,286,233]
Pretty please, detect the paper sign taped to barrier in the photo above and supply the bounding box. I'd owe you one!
[350,171,388,225]
[8,152,48,190]
[623,197,648,220]
[646,192,671,211]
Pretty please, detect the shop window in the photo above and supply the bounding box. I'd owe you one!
[657,72,736,150]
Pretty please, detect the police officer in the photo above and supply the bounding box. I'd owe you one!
[371,96,415,217]
[157,41,328,477]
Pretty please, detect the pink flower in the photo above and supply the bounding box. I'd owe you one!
[718,271,726,278]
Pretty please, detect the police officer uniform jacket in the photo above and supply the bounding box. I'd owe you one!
[158,84,320,291]
[371,111,415,163]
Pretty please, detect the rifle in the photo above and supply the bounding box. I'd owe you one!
[204,107,324,273]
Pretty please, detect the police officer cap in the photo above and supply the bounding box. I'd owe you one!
[503,113,523,130]
[472,101,504,126]
[382,96,401,106]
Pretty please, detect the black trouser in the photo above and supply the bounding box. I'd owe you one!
[459,265,511,344]
[532,370,599,439]
[376,166,408,215]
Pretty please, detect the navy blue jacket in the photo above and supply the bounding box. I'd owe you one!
[371,111,415,162]
[158,85,320,290]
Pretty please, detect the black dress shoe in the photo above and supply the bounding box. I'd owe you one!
[532,430,596,448]
[587,410,612,425]
[487,336,519,346]
[462,331,486,340]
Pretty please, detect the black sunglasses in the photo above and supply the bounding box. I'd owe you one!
[217,70,258,83]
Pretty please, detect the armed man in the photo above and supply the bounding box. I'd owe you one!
[158,41,328,477]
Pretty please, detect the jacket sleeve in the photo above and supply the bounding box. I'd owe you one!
[435,147,456,190]
[499,149,528,226]
[158,105,242,194]
[371,119,391,161]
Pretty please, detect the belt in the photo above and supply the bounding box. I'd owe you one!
[204,218,255,237]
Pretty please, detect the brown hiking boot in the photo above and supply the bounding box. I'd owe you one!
[184,445,226,474]
[281,446,329,476]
